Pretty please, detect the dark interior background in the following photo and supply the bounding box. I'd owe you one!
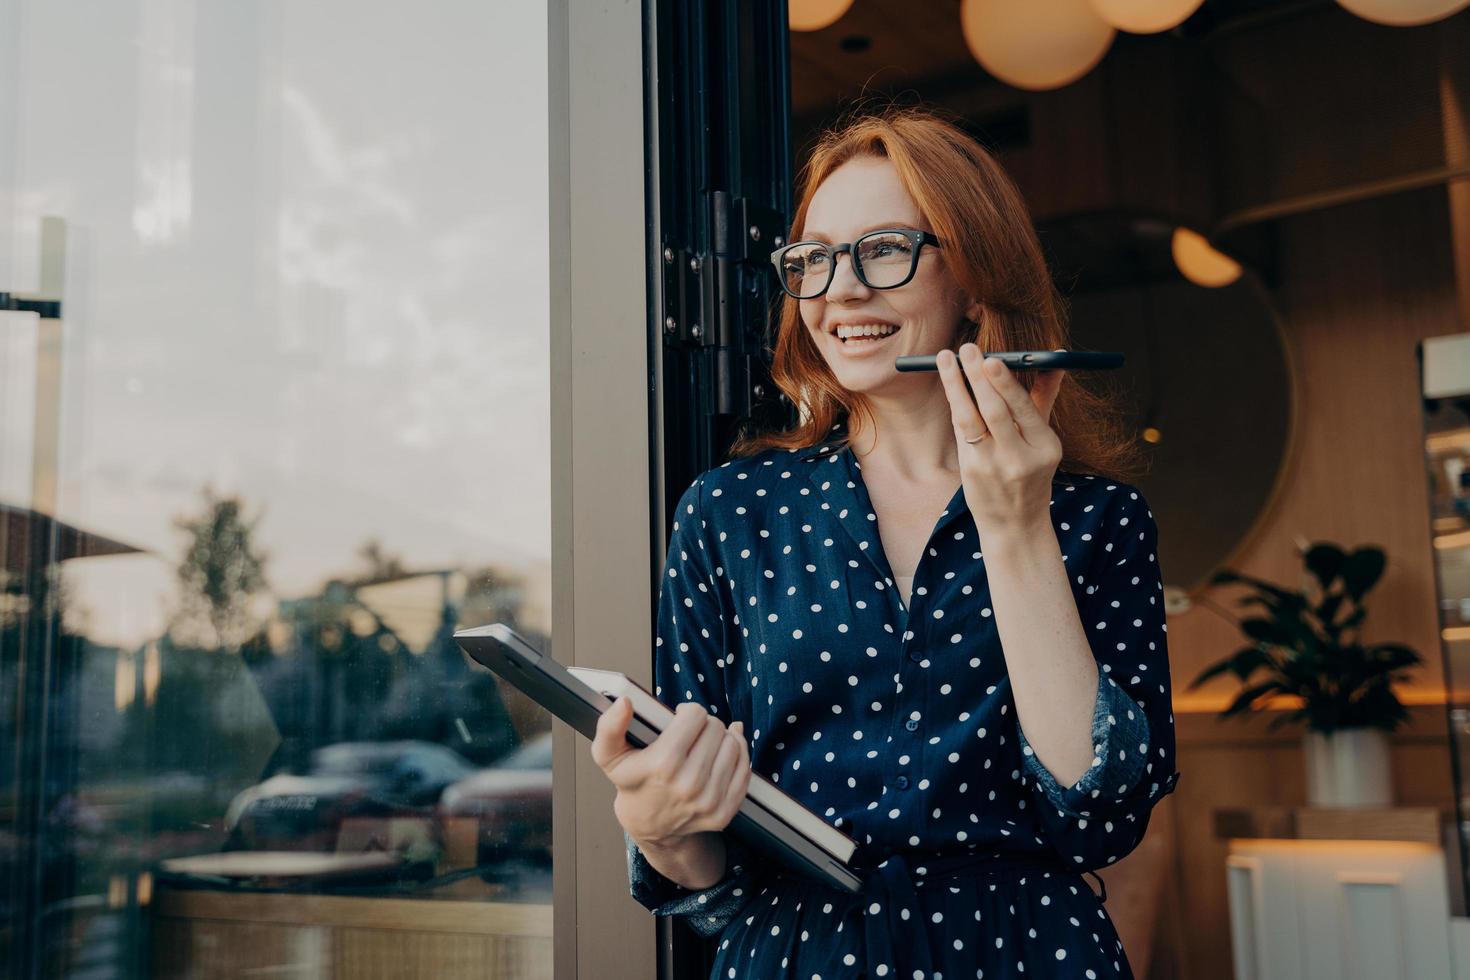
[787,2,1470,977]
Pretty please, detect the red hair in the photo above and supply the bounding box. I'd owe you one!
[727,106,1144,483]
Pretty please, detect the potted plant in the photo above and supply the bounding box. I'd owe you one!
[1189,542,1422,807]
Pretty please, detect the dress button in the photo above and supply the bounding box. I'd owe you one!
[905,719,919,732]
[895,775,910,790]
[907,649,922,663]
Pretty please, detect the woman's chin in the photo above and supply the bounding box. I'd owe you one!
[827,358,917,396]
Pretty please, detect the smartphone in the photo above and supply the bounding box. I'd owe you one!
[894,351,1124,372]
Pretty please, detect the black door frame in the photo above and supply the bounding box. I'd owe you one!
[643,0,794,975]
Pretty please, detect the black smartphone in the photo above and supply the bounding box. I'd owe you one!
[894,351,1124,372]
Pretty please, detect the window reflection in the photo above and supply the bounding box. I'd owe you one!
[22,481,553,975]
[1,0,553,976]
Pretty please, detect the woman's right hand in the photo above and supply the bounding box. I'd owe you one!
[589,696,751,848]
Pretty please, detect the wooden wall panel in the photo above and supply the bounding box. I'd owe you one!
[1172,186,1463,708]
[1445,15,1470,331]
[1206,7,1449,214]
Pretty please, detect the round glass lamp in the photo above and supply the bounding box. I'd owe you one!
[1088,0,1205,33]
[1336,0,1469,26]
[790,0,856,32]
[960,0,1115,91]
[1171,227,1242,288]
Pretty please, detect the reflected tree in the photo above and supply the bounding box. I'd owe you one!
[170,488,268,651]
[355,538,406,584]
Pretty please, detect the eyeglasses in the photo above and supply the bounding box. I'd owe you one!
[769,228,942,300]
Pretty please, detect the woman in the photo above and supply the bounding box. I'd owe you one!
[591,107,1180,980]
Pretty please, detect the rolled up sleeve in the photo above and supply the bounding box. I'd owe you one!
[1016,484,1181,871]
[626,831,757,938]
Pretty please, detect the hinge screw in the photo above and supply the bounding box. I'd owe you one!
[689,257,701,273]
[749,225,762,242]
[774,236,785,248]
[753,384,766,398]
[664,316,676,334]
[690,323,703,339]
[663,247,674,263]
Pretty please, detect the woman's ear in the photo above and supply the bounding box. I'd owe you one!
[964,300,985,325]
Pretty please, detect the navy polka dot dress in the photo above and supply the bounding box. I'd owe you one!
[626,424,1181,979]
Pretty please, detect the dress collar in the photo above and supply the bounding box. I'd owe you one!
[796,442,846,463]
[795,421,850,463]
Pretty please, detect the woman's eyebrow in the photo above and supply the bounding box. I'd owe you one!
[799,221,922,242]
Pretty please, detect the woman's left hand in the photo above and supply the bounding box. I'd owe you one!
[936,343,1066,540]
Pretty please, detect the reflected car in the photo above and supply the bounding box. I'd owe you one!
[437,732,552,866]
[224,740,478,852]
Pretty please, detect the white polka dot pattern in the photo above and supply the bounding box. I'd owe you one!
[626,431,1180,977]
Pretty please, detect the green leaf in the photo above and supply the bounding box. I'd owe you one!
[1315,592,1346,632]
[1229,647,1276,680]
[1189,659,1237,689]
[1267,708,1308,732]
[1368,643,1421,670]
[1303,543,1346,593]
[1190,646,1279,689]
[1340,547,1386,603]
[1213,569,1306,607]
[1212,545,1413,732]
[1222,681,1285,718]
[1240,617,1299,648]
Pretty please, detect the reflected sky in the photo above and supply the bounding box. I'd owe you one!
[3,0,550,647]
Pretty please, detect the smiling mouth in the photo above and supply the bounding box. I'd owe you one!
[833,325,902,345]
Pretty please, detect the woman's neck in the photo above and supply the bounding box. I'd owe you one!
[846,388,961,483]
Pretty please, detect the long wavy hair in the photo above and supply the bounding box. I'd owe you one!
[727,106,1145,483]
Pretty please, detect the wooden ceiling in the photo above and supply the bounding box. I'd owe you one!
[787,0,976,120]
[787,0,1306,127]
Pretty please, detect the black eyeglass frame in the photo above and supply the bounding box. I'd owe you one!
[768,228,943,300]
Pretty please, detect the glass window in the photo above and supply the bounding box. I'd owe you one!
[1,1,553,977]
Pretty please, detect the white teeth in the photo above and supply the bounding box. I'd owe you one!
[835,323,899,340]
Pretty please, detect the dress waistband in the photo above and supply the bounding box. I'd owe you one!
[847,847,1070,880]
[779,850,1095,979]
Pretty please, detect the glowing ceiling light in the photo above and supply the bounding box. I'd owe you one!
[1171,227,1243,288]
[1335,0,1470,27]
[1088,0,1205,33]
[960,0,1115,92]
[789,0,856,32]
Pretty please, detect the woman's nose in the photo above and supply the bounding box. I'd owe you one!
[825,252,869,302]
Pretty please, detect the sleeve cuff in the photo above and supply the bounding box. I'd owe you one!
[625,831,754,939]
[1018,674,1153,817]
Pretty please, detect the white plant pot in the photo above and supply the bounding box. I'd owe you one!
[1303,727,1392,807]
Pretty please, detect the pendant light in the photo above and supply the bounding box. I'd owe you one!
[789,0,856,32]
[1335,0,1469,26]
[960,0,1115,92]
[1171,227,1242,288]
[1088,0,1205,33]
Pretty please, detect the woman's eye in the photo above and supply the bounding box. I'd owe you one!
[862,238,910,260]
